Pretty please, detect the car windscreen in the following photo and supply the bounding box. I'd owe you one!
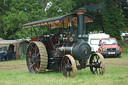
[101,39,117,45]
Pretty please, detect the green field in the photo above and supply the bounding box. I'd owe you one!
[0,53,128,85]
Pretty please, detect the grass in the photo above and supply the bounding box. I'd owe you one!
[0,53,128,85]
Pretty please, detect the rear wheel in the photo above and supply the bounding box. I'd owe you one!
[61,55,77,78]
[89,53,105,75]
[26,41,48,73]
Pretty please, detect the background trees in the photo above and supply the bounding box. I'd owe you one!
[0,0,128,40]
[0,0,46,39]
[101,0,126,40]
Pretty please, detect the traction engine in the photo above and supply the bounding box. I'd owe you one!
[22,10,105,77]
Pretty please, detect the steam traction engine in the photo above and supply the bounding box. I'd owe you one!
[22,10,105,77]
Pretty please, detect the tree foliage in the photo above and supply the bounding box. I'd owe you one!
[0,0,46,39]
[0,0,128,40]
[101,0,127,39]
[119,0,128,28]
[45,0,75,17]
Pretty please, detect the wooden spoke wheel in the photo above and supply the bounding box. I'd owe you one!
[61,55,77,78]
[26,41,48,74]
[89,53,105,75]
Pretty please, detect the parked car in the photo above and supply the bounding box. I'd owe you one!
[98,38,122,58]
[87,33,110,52]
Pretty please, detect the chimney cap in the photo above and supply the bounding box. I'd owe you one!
[76,9,85,14]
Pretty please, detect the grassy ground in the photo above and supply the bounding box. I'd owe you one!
[0,52,128,85]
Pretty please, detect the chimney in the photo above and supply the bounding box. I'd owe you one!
[76,10,85,38]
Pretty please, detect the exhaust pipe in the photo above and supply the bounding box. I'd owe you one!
[76,10,85,38]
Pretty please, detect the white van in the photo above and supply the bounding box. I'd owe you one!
[87,33,110,52]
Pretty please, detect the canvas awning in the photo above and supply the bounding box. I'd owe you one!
[22,13,94,29]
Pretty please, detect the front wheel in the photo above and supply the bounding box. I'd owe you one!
[89,53,105,75]
[61,55,77,78]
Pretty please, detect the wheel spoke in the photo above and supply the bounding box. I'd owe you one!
[68,71,71,77]
[65,71,67,77]
[67,58,70,64]
[34,64,37,72]
[26,54,32,57]
[29,62,35,70]
[33,46,37,54]
[62,59,67,77]
[37,63,40,69]
[36,59,40,62]
[93,57,96,63]
[34,46,40,57]
[29,44,36,53]
[99,68,101,74]
[95,68,98,74]
[36,52,40,57]
[63,65,67,77]
[96,56,100,62]
[99,67,102,68]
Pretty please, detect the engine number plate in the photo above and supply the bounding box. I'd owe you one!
[108,52,115,54]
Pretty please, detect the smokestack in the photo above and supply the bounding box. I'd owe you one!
[76,10,85,38]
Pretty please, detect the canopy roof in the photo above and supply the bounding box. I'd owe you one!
[0,40,19,45]
[22,13,94,29]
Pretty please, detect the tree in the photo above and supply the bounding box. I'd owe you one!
[0,0,12,38]
[101,0,126,40]
[45,0,75,17]
[72,0,102,11]
[0,0,127,40]
[0,0,75,39]
[118,0,128,30]
[1,0,46,39]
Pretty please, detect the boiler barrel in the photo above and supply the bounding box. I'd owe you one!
[59,42,91,60]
